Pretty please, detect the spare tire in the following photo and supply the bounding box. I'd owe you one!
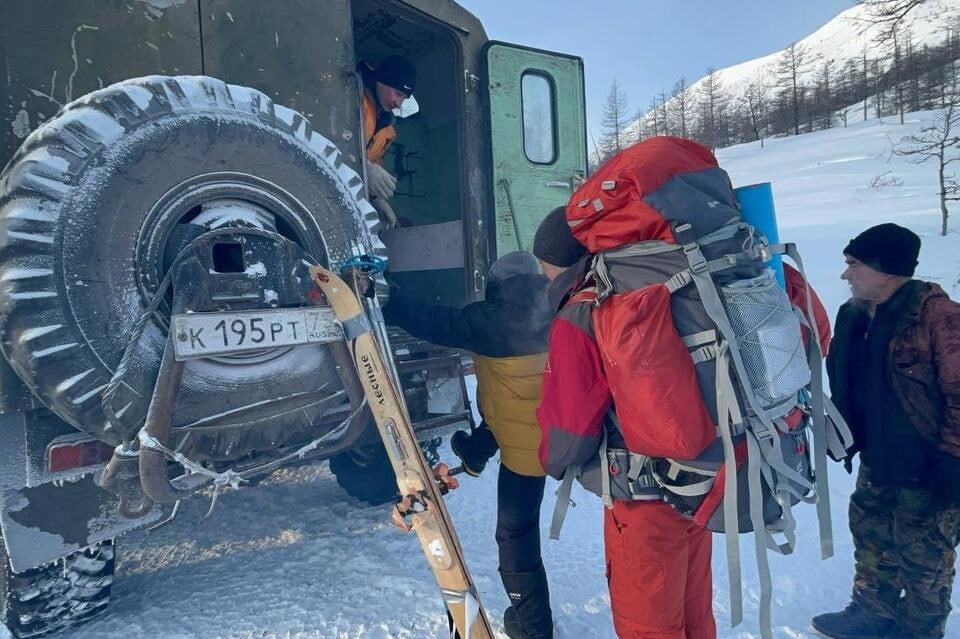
[0,76,382,444]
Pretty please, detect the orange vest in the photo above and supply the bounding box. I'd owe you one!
[362,91,397,165]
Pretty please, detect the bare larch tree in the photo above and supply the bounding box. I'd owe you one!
[857,0,929,45]
[670,76,691,138]
[599,78,632,160]
[742,77,770,147]
[776,42,816,136]
[894,74,960,235]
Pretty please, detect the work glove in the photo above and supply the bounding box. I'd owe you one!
[371,197,398,230]
[931,451,960,506]
[365,160,397,201]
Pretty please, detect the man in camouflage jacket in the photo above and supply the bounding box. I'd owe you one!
[813,223,960,639]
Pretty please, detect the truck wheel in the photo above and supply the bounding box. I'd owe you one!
[0,76,382,444]
[0,538,115,638]
[329,444,399,506]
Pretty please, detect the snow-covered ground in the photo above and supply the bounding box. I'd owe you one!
[14,111,960,639]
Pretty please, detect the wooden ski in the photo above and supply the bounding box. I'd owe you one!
[309,265,493,638]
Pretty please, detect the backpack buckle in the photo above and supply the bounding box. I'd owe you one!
[682,243,709,274]
[674,224,709,274]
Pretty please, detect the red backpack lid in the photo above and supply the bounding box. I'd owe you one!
[567,136,723,252]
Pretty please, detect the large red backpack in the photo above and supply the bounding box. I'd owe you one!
[564,136,851,637]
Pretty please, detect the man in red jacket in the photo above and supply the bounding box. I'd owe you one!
[532,206,716,639]
[532,204,832,639]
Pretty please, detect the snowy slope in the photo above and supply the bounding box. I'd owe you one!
[8,112,959,639]
[632,0,959,132]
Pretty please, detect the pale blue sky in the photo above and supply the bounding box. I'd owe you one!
[458,0,855,134]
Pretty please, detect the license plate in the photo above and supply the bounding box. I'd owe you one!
[172,308,343,360]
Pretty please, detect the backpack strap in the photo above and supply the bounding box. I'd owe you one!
[682,329,718,349]
[776,241,854,559]
[716,345,745,629]
[745,428,775,639]
[591,243,678,301]
[549,424,625,540]
[650,470,714,497]
[674,225,813,639]
[599,425,613,508]
[824,395,855,459]
[625,452,651,494]
[548,465,580,540]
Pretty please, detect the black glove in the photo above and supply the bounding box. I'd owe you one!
[930,452,960,505]
[828,445,858,475]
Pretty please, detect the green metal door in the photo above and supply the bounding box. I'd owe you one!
[484,42,587,257]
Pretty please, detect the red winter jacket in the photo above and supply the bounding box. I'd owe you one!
[536,263,831,480]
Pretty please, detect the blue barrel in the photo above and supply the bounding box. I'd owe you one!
[734,182,785,288]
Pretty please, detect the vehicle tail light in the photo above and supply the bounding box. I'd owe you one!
[47,440,115,472]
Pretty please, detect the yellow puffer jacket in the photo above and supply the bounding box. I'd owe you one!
[474,353,547,477]
[381,271,553,477]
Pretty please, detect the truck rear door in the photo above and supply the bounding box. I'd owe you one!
[483,43,587,258]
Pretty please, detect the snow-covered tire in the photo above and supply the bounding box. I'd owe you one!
[0,538,115,638]
[0,76,382,442]
[330,444,400,506]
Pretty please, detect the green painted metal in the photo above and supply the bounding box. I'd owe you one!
[0,0,202,169]
[201,0,361,167]
[391,120,461,226]
[485,43,587,258]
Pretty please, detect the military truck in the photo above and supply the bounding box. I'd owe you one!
[0,1,586,635]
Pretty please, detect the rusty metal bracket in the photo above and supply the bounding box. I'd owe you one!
[138,333,198,504]
[95,445,155,519]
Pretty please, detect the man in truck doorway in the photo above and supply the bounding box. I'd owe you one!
[358,54,416,230]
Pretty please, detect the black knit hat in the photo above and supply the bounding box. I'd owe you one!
[533,206,587,267]
[844,223,921,277]
[375,55,417,96]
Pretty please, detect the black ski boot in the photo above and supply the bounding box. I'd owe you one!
[450,422,498,477]
[499,564,553,639]
[811,602,894,639]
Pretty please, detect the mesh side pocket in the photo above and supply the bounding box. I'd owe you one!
[721,270,810,412]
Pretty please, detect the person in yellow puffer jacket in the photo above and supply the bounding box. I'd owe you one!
[382,251,554,639]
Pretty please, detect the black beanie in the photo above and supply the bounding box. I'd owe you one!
[844,223,920,277]
[375,55,417,96]
[533,206,587,267]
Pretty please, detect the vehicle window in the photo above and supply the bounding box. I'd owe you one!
[521,72,556,164]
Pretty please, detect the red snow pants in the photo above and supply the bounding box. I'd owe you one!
[604,500,716,639]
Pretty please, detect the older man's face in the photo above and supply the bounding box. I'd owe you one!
[375,82,408,111]
[841,255,891,302]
